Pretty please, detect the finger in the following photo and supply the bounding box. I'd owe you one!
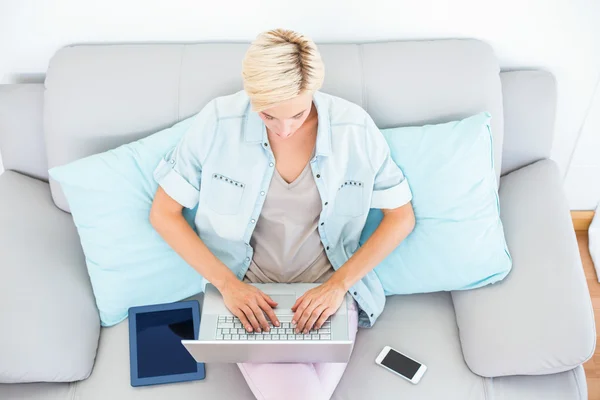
[292,298,312,325]
[296,304,319,333]
[260,291,279,308]
[249,303,271,332]
[235,309,254,333]
[258,298,280,327]
[303,305,327,334]
[241,305,262,333]
[315,308,333,330]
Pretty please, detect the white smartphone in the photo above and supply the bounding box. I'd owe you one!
[375,346,427,384]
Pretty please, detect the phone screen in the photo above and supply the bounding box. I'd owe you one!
[381,349,421,379]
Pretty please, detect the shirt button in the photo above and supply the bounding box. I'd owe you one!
[370,313,374,317]
[264,143,269,147]
[269,162,274,167]
[260,191,265,196]
[169,160,175,164]
[326,246,330,250]
[324,202,328,206]
[251,219,256,224]
[245,257,250,262]
[353,291,357,295]
[316,174,321,178]
[320,222,324,226]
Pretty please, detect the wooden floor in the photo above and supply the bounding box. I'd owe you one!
[580,230,600,399]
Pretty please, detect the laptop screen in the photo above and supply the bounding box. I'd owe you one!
[135,308,198,378]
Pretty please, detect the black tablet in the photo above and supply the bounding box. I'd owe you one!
[128,300,205,387]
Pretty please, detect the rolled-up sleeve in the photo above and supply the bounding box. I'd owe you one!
[365,116,413,209]
[153,100,217,209]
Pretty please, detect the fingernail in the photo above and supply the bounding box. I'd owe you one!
[295,329,299,334]
[275,322,280,327]
[292,320,296,324]
[304,330,308,334]
[248,327,253,332]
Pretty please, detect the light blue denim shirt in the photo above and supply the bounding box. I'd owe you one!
[154,90,412,328]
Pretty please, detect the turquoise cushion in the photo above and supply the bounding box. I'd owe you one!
[49,117,204,327]
[361,112,512,294]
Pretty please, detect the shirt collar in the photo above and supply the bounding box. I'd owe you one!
[243,90,332,157]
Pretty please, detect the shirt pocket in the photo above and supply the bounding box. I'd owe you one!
[335,180,365,218]
[206,173,245,215]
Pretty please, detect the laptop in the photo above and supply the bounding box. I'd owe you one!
[182,283,352,363]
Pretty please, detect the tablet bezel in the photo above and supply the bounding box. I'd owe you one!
[128,300,205,387]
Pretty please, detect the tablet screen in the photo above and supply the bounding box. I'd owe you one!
[136,308,198,378]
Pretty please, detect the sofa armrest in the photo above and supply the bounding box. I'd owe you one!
[0,171,100,383]
[0,84,48,181]
[451,159,595,377]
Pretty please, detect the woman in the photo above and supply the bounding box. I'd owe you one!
[150,29,415,400]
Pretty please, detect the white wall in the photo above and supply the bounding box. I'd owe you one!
[565,78,600,210]
[1,0,599,209]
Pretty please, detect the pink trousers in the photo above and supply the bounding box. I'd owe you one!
[237,296,359,400]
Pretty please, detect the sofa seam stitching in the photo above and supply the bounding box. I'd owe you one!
[358,44,367,112]
[69,380,79,400]
[572,368,584,400]
[483,376,493,400]
[480,364,590,377]
[176,45,186,121]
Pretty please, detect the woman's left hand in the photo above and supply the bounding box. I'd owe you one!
[291,280,347,334]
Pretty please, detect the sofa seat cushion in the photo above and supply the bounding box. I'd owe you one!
[74,293,254,400]
[0,171,100,383]
[0,382,73,399]
[452,160,596,377]
[334,292,487,399]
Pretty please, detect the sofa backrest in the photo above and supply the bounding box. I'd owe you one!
[42,39,505,212]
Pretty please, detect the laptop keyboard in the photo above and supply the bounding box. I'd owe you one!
[215,315,331,341]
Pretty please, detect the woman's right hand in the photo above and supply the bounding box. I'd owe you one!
[220,279,280,333]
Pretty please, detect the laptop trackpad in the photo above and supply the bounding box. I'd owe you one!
[270,294,296,312]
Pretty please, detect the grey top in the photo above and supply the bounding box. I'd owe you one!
[243,163,335,284]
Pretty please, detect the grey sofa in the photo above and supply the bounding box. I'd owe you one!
[0,39,595,399]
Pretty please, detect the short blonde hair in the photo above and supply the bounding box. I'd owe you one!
[242,29,325,112]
